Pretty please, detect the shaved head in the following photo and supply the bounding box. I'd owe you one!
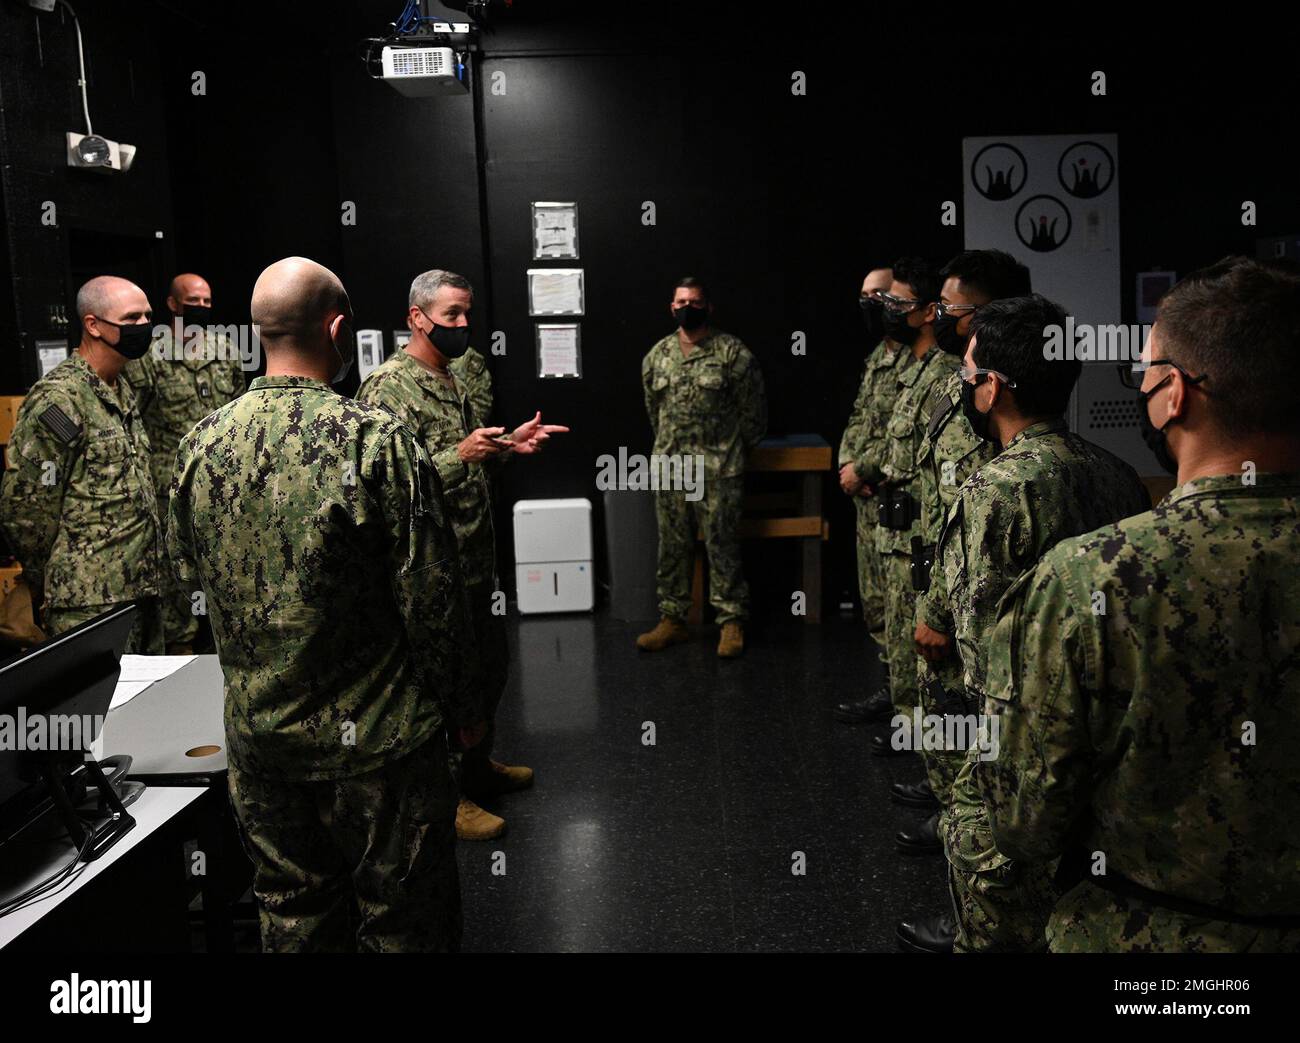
[167,272,211,314]
[73,276,151,373]
[76,275,148,322]
[251,256,350,355]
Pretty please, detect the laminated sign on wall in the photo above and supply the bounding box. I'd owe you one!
[962,134,1120,328]
[964,134,1154,475]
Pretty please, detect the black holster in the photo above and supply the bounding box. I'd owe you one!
[877,486,920,531]
[910,537,935,592]
[926,676,973,720]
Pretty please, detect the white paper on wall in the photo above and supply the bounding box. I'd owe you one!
[527,269,585,316]
[536,323,581,378]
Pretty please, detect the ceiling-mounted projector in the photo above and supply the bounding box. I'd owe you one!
[380,46,468,96]
[66,131,137,173]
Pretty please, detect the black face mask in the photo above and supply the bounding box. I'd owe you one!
[419,310,471,359]
[859,298,885,345]
[882,309,921,346]
[673,304,708,332]
[960,377,995,443]
[181,303,212,327]
[98,318,154,360]
[933,314,969,357]
[1137,377,1178,475]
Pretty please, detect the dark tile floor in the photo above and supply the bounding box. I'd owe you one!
[457,611,951,952]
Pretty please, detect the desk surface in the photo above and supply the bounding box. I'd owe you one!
[94,655,227,779]
[0,786,206,948]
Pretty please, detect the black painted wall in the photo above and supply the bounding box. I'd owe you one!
[0,0,177,390]
[2,1,1296,612]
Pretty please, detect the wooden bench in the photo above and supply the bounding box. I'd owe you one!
[690,434,833,624]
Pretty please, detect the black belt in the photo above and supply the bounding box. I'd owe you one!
[1068,855,1300,929]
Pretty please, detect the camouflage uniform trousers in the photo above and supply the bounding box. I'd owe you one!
[880,550,920,719]
[654,475,747,624]
[1046,880,1300,953]
[44,597,164,655]
[227,731,461,953]
[157,492,200,650]
[883,555,968,797]
[855,498,886,663]
[453,581,511,794]
[942,754,1058,952]
[916,651,970,806]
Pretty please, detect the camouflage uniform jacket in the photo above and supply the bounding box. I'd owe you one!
[980,471,1300,918]
[168,375,475,781]
[914,370,997,628]
[838,339,912,484]
[875,344,958,555]
[357,351,496,589]
[642,329,767,480]
[919,418,1148,700]
[448,346,494,426]
[0,353,164,608]
[122,326,246,497]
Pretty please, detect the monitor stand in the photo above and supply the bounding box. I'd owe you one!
[39,754,138,862]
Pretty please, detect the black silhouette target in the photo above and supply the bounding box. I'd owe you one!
[970,143,1028,201]
[1057,140,1115,199]
[1015,194,1072,252]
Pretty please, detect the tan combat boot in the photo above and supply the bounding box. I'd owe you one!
[456,797,506,841]
[468,759,535,798]
[636,617,690,652]
[488,759,533,791]
[717,621,744,658]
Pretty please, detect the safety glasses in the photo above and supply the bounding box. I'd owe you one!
[935,300,979,321]
[879,291,922,315]
[958,365,1017,388]
[1115,359,1209,392]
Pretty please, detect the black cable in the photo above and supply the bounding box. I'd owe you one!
[0,829,94,918]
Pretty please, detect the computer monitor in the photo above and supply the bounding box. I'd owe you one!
[0,603,138,857]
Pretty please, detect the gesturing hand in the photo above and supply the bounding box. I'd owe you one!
[510,411,571,455]
[458,427,512,464]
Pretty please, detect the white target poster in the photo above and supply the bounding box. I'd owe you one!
[962,134,1120,327]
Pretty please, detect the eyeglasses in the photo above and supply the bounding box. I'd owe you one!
[935,301,978,321]
[958,365,1017,389]
[1115,359,1209,392]
[858,293,884,310]
[879,291,921,315]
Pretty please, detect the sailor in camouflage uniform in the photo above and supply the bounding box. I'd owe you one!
[359,270,564,842]
[981,258,1300,953]
[893,254,1029,822]
[833,263,907,725]
[896,295,1149,953]
[169,257,481,952]
[122,273,245,651]
[637,277,767,659]
[870,259,950,795]
[0,276,165,653]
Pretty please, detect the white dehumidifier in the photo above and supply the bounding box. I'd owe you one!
[512,498,594,614]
